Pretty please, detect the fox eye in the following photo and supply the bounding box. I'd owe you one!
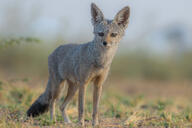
[111,33,117,37]
[98,32,104,37]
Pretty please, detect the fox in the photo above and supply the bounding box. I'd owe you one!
[27,3,130,126]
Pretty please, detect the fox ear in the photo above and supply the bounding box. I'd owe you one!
[91,3,104,25]
[114,6,130,29]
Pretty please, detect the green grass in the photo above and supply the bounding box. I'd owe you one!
[0,78,192,128]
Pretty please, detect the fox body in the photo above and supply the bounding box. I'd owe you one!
[27,3,130,126]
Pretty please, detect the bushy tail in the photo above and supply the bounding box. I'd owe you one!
[27,80,53,117]
[27,72,62,117]
[27,93,50,117]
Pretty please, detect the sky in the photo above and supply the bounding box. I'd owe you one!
[0,0,192,52]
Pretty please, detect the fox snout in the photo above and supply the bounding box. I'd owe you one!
[102,40,116,48]
[102,41,112,48]
[103,34,116,47]
[103,41,107,46]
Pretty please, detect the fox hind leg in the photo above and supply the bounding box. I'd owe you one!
[48,73,64,122]
[60,80,78,123]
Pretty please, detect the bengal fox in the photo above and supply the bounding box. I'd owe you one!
[27,3,130,126]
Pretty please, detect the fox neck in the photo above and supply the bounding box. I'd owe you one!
[89,40,118,68]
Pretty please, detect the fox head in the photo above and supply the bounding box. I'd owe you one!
[91,3,130,49]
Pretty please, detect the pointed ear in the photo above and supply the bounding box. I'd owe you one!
[91,3,104,25]
[114,6,130,29]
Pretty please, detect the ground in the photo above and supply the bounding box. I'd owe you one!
[0,77,192,128]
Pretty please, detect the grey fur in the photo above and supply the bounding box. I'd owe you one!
[27,3,130,126]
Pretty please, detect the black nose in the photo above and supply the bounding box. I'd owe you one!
[103,41,107,46]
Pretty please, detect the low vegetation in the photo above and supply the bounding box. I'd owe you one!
[0,78,192,127]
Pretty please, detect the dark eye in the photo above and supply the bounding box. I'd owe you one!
[98,32,104,37]
[111,33,117,37]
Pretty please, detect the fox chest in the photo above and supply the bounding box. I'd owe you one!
[81,63,105,79]
[64,62,104,84]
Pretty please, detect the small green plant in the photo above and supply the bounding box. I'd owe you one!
[0,81,3,90]
[0,37,40,49]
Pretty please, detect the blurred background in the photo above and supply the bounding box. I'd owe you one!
[0,0,192,95]
[1,0,192,127]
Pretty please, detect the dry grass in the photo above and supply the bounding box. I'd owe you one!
[0,76,192,128]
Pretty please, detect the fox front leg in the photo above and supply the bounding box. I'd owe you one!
[78,82,88,126]
[92,83,102,126]
[92,69,109,126]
